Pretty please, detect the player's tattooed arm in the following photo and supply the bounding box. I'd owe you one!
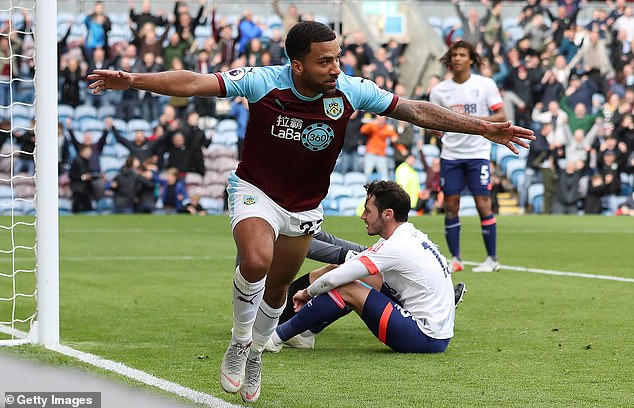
[388,99,535,153]
[388,99,487,135]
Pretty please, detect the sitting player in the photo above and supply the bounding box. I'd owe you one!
[267,180,463,353]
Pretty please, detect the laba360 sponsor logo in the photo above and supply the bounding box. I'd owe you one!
[270,115,334,151]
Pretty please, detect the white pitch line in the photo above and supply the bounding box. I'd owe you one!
[44,344,244,408]
[463,261,634,283]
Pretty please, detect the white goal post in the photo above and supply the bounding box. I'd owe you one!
[0,0,58,346]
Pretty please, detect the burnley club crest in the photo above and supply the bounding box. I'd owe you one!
[323,97,343,120]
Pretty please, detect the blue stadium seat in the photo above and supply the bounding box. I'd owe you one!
[459,195,478,216]
[327,184,351,200]
[343,171,367,186]
[58,104,75,122]
[330,172,344,185]
[80,118,105,132]
[421,144,440,158]
[348,183,367,198]
[127,118,152,134]
[505,159,526,187]
[528,183,544,213]
[74,104,98,121]
[98,105,116,119]
[200,197,225,214]
[337,197,361,216]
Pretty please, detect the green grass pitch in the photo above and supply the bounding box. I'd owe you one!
[1,214,633,407]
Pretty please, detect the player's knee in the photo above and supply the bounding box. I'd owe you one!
[238,253,272,280]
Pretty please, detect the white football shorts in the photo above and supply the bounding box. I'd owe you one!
[227,171,324,238]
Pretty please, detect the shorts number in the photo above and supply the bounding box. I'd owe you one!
[480,164,490,184]
[300,219,323,234]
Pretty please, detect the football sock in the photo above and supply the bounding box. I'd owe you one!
[480,214,497,259]
[251,300,285,354]
[279,273,311,324]
[231,266,265,343]
[276,289,351,342]
[444,215,461,258]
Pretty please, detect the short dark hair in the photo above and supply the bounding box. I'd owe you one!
[439,40,482,71]
[364,180,410,222]
[285,21,337,61]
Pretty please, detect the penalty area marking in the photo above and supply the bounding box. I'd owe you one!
[463,261,634,283]
[46,345,245,408]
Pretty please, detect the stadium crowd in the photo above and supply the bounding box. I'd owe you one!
[1,0,633,216]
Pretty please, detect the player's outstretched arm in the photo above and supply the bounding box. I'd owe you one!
[87,69,222,97]
[388,99,535,154]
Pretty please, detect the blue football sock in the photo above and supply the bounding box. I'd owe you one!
[276,290,350,341]
[480,214,497,259]
[444,215,461,258]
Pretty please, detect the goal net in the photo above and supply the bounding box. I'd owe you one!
[0,0,58,346]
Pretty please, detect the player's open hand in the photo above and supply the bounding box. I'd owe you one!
[482,121,535,154]
[292,289,311,312]
[87,70,133,94]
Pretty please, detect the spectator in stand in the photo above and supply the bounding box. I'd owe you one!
[480,0,503,53]
[451,0,482,46]
[185,194,207,215]
[417,140,443,215]
[532,101,570,147]
[334,110,364,174]
[519,123,550,213]
[266,29,286,65]
[111,156,142,214]
[58,122,72,175]
[361,115,397,180]
[182,111,211,176]
[131,22,170,64]
[383,37,408,71]
[60,57,84,108]
[518,0,549,28]
[237,10,264,57]
[566,121,601,167]
[84,1,111,58]
[14,120,35,175]
[539,69,565,107]
[394,153,421,211]
[547,5,579,45]
[163,31,194,71]
[83,47,117,107]
[109,118,163,165]
[129,0,168,31]
[138,52,164,123]
[135,160,159,213]
[553,160,584,214]
[164,131,192,175]
[346,31,374,72]
[67,118,107,200]
[173,0,207,42]
[392,119,417,170]
[506,65,534,128]
[569,30,615,81]
[246,38,265,67]
[272,0,300,39]
[69,145,98,213]
[211,6,241,69]
[561,87,604,132]
[159,167,188,214]
[585,170,618,214]
[613,6,634,44]
[190,49,216,117]
[615,113,634,151]
[114,57,141,120]
[228,96,249,160]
